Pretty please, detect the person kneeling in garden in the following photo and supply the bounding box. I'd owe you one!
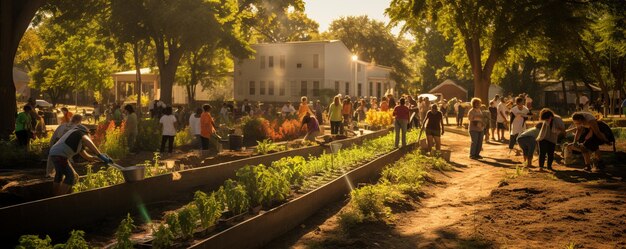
[48,125,113,195]
[301,112,320,142]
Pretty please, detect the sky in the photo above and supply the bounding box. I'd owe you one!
[303,0,402,35]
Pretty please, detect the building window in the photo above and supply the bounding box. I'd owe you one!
[268,56,274,68]
[280,55,285,69]
[296,63,302,68]
[279,81,285,96]
[357,83,362,97]
[260,81,266,95]
[313,54,319,69]
[260,56,265,69]
[369,82,373,97]
[249,81,256,95]
[268,80,274,95]
[376,82,381,99]
[313,81,320,96]
[300,81,307,97]
[345,82,350,95]
[335,81,340,93]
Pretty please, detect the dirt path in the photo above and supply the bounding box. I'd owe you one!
[394,131,512,248]
[267,127,626,248]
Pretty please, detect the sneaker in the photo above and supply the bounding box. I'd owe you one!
[475,155,484,159]
[584,165,592,171]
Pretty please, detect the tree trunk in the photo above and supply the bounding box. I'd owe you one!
[133,42,143,115]
[0,0,43,139]
[153,38,183,106]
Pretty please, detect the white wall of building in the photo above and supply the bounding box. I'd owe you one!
[234,40,395,103]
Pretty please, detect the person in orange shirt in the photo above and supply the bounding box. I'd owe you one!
[298,96,312,120]
[380,97,390,112]
[200,104,216,151]
[60,107,73,124]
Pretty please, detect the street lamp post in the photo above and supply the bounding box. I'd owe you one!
[351,55,358,97]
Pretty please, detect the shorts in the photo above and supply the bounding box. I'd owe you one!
[425,129,441,137]
[497,122,506,129]
[50,155,77,185]
[517,136,536,157]
[490,119,497,128]
[578,128,603,152]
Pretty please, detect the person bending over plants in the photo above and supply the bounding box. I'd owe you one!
[570,112,612,171]
[48,124,113,195]
[301,112,320,142]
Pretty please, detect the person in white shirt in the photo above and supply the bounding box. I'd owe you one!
[188,107,202,150]
[496,98,509,141]
[579,94,589,111]
[219,103,230,124]
[159,106,177,154]
[509,97,530,151]
[282,102,296,117]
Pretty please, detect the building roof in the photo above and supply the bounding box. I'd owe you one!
[429,79,468,94]
[112,67,156,76]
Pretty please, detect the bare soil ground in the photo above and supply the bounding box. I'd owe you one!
[266,128,626,249]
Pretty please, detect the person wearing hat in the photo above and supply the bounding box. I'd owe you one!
[48,124,113,195]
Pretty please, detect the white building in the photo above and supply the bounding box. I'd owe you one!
[234,40,396,103]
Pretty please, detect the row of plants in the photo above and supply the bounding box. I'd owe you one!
[338,150,452,230]
[116,130,419,247]
[364,110,394,130]
[16,230,89,249]
[17,130,409,247]
[72,153,169,192]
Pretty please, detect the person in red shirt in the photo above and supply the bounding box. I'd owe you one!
[200,104,216,151]
[60,107,73,124]
[393,98,410,147]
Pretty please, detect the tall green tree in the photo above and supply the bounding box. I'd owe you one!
[388,0,583,100]
[176,44,233,106]
[323,16,411,87]
[110,0,252,105]
[0,0,45,139]
[253,10,320,43]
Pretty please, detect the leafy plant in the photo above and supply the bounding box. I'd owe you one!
[135,118,161,151]
[63,230,90,249]
[99,121,129,159]
[236,165,265,206]
[113,214,135,249]
[219,180,250,215]
[271,156,305,186]
[255,139,284,155]
[164,212,181,238]
[259,167,291,208]
[174,127,194,147]
[16,235,53,249]
[151,224,174,249]
[177,205,198,239]
[194,191,223,229]
[365,110,394,129]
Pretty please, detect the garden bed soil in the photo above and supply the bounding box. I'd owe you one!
[265,132,626,249]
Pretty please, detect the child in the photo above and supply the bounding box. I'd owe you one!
[159,106,177,154]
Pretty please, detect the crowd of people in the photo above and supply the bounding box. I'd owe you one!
[14,89,619,196]
[462,93,614,172]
